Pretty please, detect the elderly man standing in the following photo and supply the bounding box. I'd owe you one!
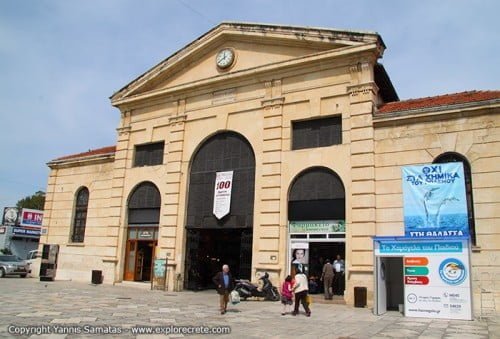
[212,264,234,314]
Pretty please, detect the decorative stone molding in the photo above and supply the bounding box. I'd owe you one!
[349,63,361,74]
[349,61,372,85]
[261,97,285,108]
[212,88,236,105]
[264,80,273,97]
[174,99,186,114]
[168,114,187,126]
[264,79,282,99]
[347,82,379,98]
[262,78,284,108]
[116,126,131,136]
[117,110,132,136]
[272,79,282,98]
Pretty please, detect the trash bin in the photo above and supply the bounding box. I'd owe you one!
[354,286,367,308]
[91,270,103,284]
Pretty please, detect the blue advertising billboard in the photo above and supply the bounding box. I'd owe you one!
[402,163,468,238]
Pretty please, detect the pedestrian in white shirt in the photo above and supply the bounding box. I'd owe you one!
[292,269,311,317]
[333,254,345,296]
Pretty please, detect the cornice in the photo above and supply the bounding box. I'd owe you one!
[47,153,115,169]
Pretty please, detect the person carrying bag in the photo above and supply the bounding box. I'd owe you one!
[292,269,311,317]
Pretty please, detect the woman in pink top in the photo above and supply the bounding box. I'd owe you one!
[281,275,293,315]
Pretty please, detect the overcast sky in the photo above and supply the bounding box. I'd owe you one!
[1,0,499,213]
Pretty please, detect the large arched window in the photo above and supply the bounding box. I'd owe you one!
[184,131,256,288]
[186,131,255,228]
[434,152,476,245]
[71,187,89,243]
[128,182,161,225]
[288,167,345,221]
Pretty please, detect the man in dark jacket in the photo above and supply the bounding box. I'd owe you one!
[212,264,234,314]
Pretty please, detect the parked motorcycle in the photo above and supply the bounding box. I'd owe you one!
[234,272,280,301]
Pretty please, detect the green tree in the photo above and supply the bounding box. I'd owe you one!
[16,191,46,210]
[0,248,13,254]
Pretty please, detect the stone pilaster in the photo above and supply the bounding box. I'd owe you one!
[256,80,284,278]
[162,99,187,289]
[110,110,133,282]
[346,62,378,305]
[40,168,58,244]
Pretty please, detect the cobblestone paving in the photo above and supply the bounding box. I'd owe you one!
[0,278,498,338]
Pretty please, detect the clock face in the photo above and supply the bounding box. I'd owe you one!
[216,48,235,69]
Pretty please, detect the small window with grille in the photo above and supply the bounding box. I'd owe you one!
[133,142,164,167]
[292,116,342,150]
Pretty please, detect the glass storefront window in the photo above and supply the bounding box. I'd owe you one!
[128,228,137,240]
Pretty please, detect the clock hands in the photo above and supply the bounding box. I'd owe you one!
[216,49,234,68]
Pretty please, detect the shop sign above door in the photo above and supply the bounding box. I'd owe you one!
[138,230,154,239]
[289,220,345,234]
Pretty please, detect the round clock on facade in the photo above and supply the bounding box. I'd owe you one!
[216,48,235,69]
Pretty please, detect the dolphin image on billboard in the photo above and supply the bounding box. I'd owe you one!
[401,162,468,238]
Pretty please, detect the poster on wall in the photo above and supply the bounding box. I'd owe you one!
[403,239,472,320]
[401,163,468,238]
[290,242,309,274]
[375,237,472,320]
[213,171,234,219]
[151,258,168,291]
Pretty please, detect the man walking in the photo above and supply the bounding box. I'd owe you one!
[320,259,334,299]
[212,264,234,314]
[292,269,311,317]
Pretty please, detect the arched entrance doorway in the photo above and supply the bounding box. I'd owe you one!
[288,167,346,295]
[185,131,255,290]
[123,182,160,281]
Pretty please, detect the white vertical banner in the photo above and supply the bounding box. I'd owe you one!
[213,171,234,219]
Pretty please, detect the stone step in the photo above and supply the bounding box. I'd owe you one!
[310,294,346,304]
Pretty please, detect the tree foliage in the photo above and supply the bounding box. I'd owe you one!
[16,191,46,210]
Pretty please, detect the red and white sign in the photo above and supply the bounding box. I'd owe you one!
[20,208,43,228]
[213,171,233,220]
[405,276,429,285]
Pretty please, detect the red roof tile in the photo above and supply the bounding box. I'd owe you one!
[378,90,500,114]
[54,146,116,162]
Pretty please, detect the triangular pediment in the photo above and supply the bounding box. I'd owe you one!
[111,22,384,105]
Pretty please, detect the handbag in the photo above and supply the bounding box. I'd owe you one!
[305,294,312,305]
[230,290,240,305]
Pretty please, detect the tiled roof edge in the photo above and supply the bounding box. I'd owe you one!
[50,146,116,163]
[377,90,500,114]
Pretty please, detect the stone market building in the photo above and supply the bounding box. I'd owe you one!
[40,22,500,315]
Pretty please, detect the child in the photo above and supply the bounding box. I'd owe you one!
[281,275,293,315]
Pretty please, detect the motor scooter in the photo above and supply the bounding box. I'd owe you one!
[234,272,280,301]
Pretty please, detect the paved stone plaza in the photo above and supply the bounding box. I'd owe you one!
[0,278,498,338]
